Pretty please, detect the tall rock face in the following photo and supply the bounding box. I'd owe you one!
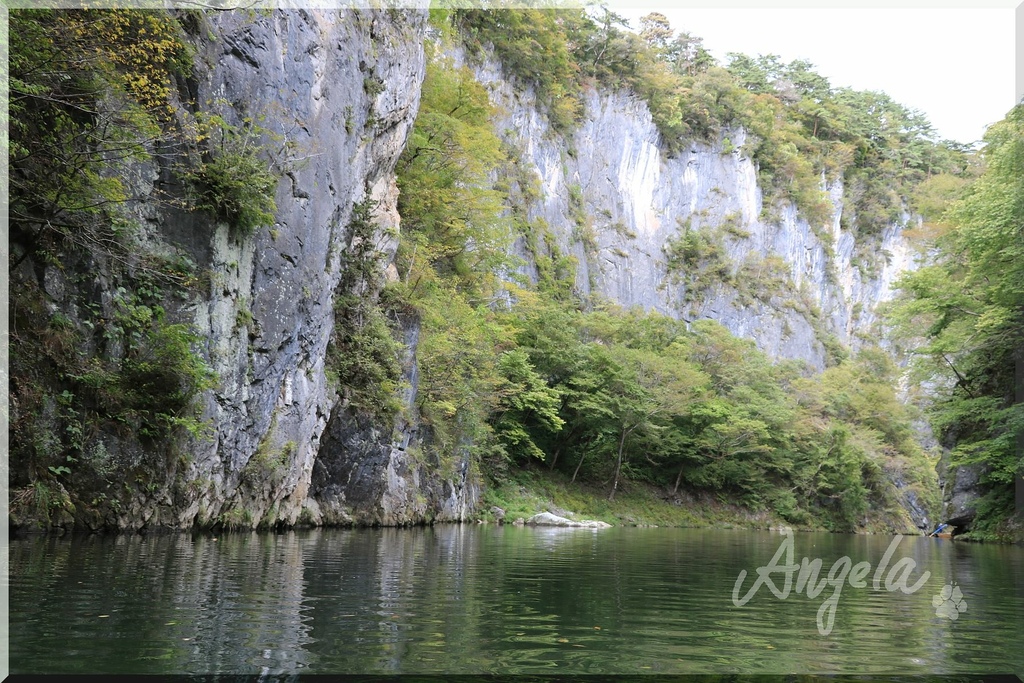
[10,14,925,533]
[10,9,478,532]
[178,9,462,530]
[462,54,919,371]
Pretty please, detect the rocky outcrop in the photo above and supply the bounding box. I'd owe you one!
[526,512,612,529]
[172,9,460,529]
[10,9,479,532]
[180,10,479,529]
[9,14,929,532]
[937,449,984,531]
[308,315,479,526]
[458,51,919,371]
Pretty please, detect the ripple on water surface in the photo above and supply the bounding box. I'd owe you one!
[10,526,1024,675]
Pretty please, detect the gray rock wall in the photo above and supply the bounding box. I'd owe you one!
[169,10,413,528]
[181,10,478,529]
[11,13,928,532]
[458,50,920,371]
[10,10,480,532]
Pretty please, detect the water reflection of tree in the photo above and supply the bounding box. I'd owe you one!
[10,528,1024,675]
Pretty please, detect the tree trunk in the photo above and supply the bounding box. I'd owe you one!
[551,423,579,470]
[608,428,628,502]
[571,449,586,484]
[673,464,685,496]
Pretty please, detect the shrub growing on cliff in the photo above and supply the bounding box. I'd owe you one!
[441,7,966,237]
[9,9,193,249]
[9,264,215,530]
[11,9,280,249]
[70,281,216,442]
[453,8,583,132]
[181,114,279,238]
[326,199,405,418]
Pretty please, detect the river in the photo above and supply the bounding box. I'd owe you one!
[9,526,1024,675]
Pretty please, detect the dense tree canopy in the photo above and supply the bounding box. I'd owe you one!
[891,104,1024,539]
[375,9,956,531]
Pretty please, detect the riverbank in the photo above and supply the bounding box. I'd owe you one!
[477,466,792,531]
[475,466,929,535]
[957,517,1024,543]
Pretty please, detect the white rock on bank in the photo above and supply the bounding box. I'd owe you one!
[525,512,612,528]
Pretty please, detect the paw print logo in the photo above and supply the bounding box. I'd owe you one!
[932,582,968,620]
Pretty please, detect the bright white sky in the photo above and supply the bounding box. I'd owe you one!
[614,4,1017,145]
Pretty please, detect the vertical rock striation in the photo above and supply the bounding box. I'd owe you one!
[10,9,481,531]
[179,10,477,528]
[10,14,926,531]
[462,52,920,371]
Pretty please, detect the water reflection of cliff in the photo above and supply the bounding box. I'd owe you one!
[10,527,1024,675]
[301,525,482,672]
[9,532,315,674]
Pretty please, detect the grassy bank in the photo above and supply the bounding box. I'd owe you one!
[476,466,794,530]
[474,465,934,535]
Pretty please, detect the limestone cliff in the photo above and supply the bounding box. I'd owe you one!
[9,11,927,533]
[180,9,479,529]
[460,51,919,371]
[10,9,478,532]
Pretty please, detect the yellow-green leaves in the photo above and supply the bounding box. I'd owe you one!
[10,10,191,234]
[397,56,511,294]
[890,105,1024,539]
[180,114,278,238]
[454,9,583,132]
[12,10,278,246]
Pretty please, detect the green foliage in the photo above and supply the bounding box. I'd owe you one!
[454,9,583,132]
[480,464,779,529]
[733,253,791,307]
[390,39,937,527]
[10,480,76,529]
[11,9,279,254]
[414,283,514,466]
[890,104,1024,535]
[442,8,965,237]
[216,507,255,531]
[909,173,971,232]
[326,199,405,418]
[72,282,216,441]
[180,115,279,238]
[245,425,295,489]
[330,296,405,417]
[663,220,731,309]
[524,218,579,301]
[491,349,565,463]
[396,53,514,292]
[394,51,935,527]
[9,9,191,246]
[491,303,933,529]
[392,43,554,470]
[9,263,215,529]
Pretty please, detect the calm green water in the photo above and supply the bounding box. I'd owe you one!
[8,526,1024,675]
